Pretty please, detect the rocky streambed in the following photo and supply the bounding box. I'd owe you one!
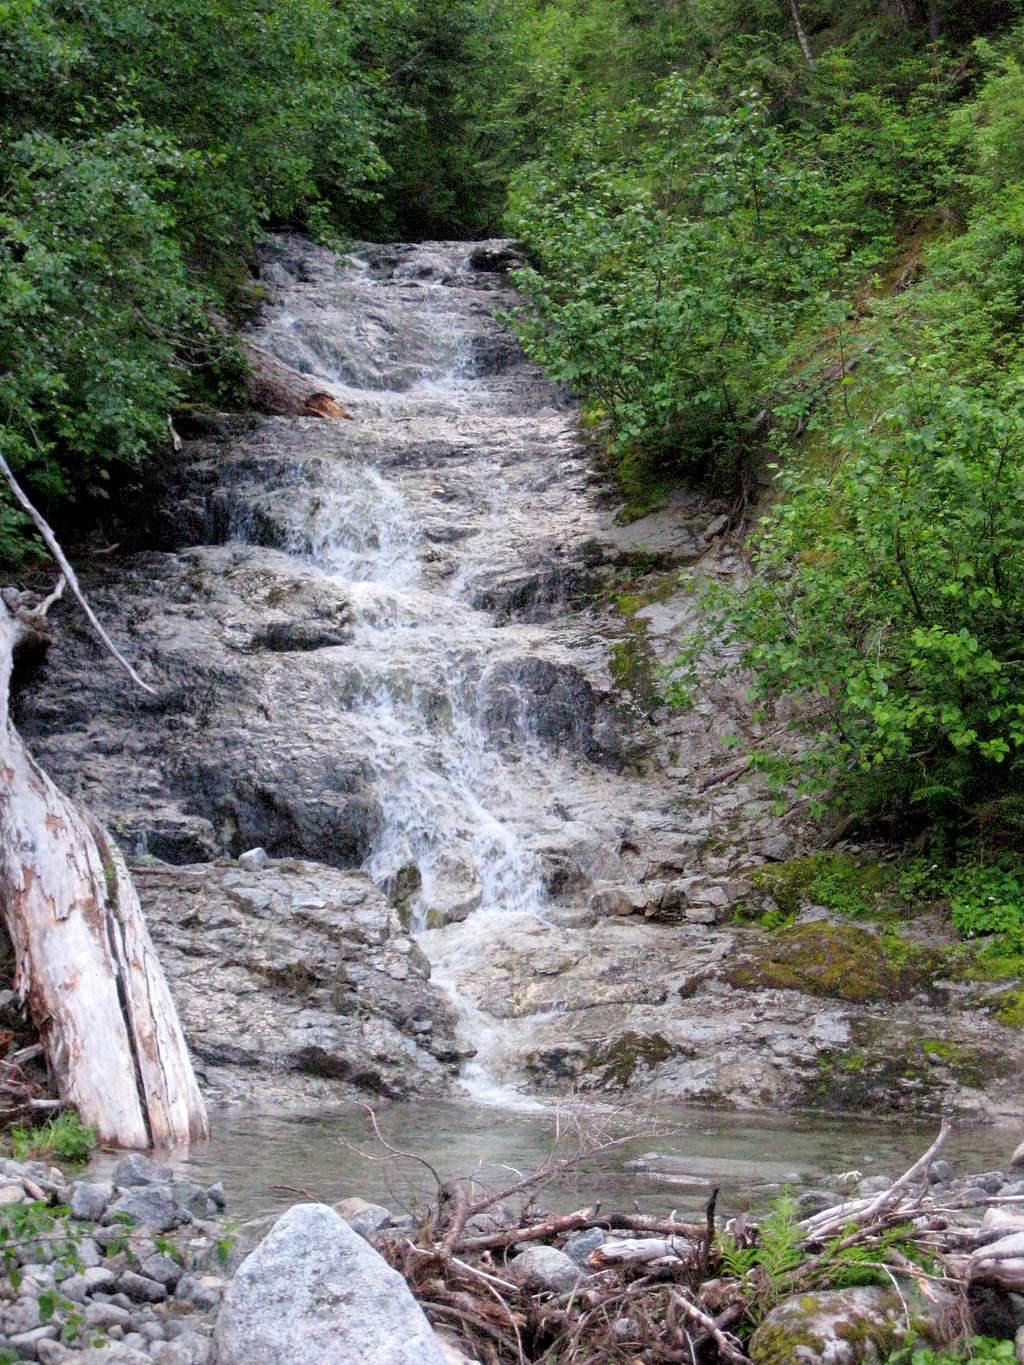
[11,235,1024,1121]
[2,1136,1024,1363]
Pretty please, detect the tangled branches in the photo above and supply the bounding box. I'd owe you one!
[353,1115,1024,1363]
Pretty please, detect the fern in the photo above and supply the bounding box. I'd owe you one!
[718,1196,919,1327]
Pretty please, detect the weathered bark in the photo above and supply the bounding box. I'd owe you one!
[788,0,817,67]
[0,599,208,1148]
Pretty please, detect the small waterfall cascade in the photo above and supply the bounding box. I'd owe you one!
[239,236,630,1101]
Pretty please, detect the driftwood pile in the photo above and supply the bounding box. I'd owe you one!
[357,1116,1024,1364]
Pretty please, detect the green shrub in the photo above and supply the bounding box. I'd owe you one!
[886,1337,1017,1363]
[676,368,1024,825]
[8,1112,97,1166]
[507,79,837,489]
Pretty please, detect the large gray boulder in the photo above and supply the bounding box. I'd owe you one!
[212,1203,447,1365]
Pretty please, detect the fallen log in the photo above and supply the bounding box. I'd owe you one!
[0,459,208,1148]
[238,337,353,420]
[588,1236,695,1269]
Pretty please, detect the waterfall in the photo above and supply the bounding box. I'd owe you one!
[241,236,621,1100]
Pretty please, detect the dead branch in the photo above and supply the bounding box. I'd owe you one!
[0,452,155,694]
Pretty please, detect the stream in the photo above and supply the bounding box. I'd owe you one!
[32,234,1021,1204]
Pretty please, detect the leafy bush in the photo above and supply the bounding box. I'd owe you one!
[677,369,1024,825]
[886,1337,1017,1363]
[0,0,508,559]
[507,80,837,491]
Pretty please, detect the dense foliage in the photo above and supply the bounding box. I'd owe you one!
[0,0,510,559]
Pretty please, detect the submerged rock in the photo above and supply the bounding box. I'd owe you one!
[213,1203,447,1365]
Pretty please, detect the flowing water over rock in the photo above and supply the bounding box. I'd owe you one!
[18,237,1024,1128]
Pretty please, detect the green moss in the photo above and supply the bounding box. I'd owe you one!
[727,923,928,1004]
[583,1031,680,1087]
[991,986,1024,1029]
[750,853,896,919]
[609,631,658,708]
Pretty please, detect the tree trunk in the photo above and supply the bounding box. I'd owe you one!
[0,602,208,1148]
[927,0,941,41]
[788,0,817,67]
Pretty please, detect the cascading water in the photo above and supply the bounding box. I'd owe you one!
[244,236,617,1100]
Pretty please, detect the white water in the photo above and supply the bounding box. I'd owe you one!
[249,238,600,1102]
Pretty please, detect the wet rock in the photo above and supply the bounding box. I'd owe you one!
[509,1246,582,1294]
[213,1203,447,1365]
[422,858,483,928]
[468,243,524,273]
[70,1181,114,1222]
[1012,1141,1024,1172]
[114,1155,173,1189]
[133,859,460,1107]
[929,1159,953,1185]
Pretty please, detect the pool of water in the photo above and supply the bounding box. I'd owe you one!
[88,1100,1021,1222]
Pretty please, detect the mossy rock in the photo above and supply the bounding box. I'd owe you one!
[990,985,1024,1029]
[749,1287,912,1364]
[750,853,894,919]
[726,923,927,1004]
[583,1031,683,1087]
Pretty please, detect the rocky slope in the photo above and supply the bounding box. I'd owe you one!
[12,236,1024,1119]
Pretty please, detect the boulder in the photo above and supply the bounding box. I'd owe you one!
[114,1154,173,1188]
[70,1180,114,1222]
[104,1184,181,1233]
[333,1197,392,1239]
[1011,1141,1024,1172]
[749,1286,948,1364]
[212,1203,447,1365]
[508,1246,582,1294]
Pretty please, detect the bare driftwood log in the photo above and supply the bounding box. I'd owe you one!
[587,1236,695,1268]
[0,458,208,1148]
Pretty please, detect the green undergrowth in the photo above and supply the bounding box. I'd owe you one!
[6,1112,97,1167]
[740,847,1024,1024]
[887,1338,1018,1363]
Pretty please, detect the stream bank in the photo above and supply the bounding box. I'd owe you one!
[12,236,1024,1123]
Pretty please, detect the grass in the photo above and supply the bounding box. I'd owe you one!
[7,1111,98,1166]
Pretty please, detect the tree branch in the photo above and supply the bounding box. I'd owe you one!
[0,452,156,694]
